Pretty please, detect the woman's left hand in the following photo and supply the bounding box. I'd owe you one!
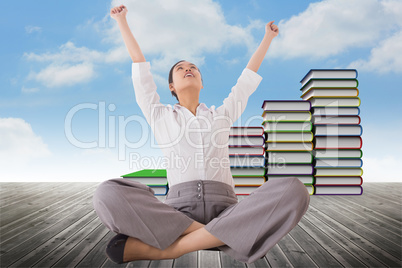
[265,21,279,38]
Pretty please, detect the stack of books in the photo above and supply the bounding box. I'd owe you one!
[229,127,266,195]
[121,169,169,196]
[300,69,363,195]
[261,100,314,195]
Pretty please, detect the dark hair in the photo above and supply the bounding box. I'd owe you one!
[168,60,202,102]
[168,60,185,101]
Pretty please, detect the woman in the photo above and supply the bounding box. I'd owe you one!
[93,4,310,264]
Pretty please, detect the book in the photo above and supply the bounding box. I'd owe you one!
[122,169,168,186]
[230,126,264,136]
[312,116,361,125]
[311,107,360,116]
[229,136,265,146]
[234,186,261,195]
[315,168,363,177]
[266,164,314,175]
[229,146,265,156]
[230,155,265,167]
[262,111,311,122]
[266,151,313,164]
[233,177,266,185]
[313,149,363,158]
[315,158,363,168]
[262,100,311,111]
[314,125,363,136]
[314,186,363,195]
[231,167,266,177]
[314,136,362,149]
[314,176,362,185]
[265,132,313,142]
[300,79,358,95]
[302,88,359,100]
[263,121,313,132]
[300,69,358,87]
[266,142,313,151]
[309,97,361,107]
[266,175,314,185]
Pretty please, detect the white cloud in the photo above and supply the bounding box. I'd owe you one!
[0,118,51,167]
[21,86,39,93]
[28,62,95,88]
[270,0,401,61]
[109,0,260,72]
[348,31,402,73]
[25,25,42,34]
[362,156,402,182]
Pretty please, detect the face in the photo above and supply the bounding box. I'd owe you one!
[169,61,203,97]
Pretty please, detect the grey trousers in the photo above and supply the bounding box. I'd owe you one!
[93,177,310,263]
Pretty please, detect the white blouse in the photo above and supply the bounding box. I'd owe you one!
[132,62,262,188]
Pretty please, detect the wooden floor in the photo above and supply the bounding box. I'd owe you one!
[0,182,401,268]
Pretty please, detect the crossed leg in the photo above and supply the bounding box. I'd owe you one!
[123,221,225,262]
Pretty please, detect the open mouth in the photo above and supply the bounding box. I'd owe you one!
[184,73,194,78]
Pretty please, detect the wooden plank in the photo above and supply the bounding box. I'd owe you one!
[310,199,401,256]
[303,209,388,267]
[76,230,117,268]
[173,252,197,267]
[149,259,174,267]
[276,233,317,267]
[220,251,246,267]
[0,182,93,226]
[295,217,364,267]
[246,257,270,268]
[363,183,402,198]
[0,206,95,267]
[199,250,221,267]
[264,244,292,268]
[126,260,152,267]
[0,190,95,251]
[307,204,401,267]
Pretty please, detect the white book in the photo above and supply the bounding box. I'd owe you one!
[263,121,312,132]
[309,97,360,107]
[266,132,313,142]
[233,177,266,185]
[314,176,362,185]
[266,164,313,175]
[314,136,362,149]
[314,186,362,195]
[266,142,313,151]
[229,146,265,156]
[262,111,311,122]
[231,167,265,177]
[302,88,358,100]
[300,69,358,87]
[312,116,361,125]
[301,79,358,95]
[267,151,313,164]
[314,149,362,158]
[266,175,314,185]
[315,159,363,168]
[124,177,168,185]
[312,107,360,116]
[314,125,362,136]
[315,168,363,176]
[229,136,264,146]
[262,100,311,111]
[230,156,265,167]
[230,127,264,136]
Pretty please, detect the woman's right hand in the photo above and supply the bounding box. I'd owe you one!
[110,5,128,21]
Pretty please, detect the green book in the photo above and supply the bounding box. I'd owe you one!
[122,169,168,186]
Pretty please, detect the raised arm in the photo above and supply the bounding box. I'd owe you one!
[246,21,278,73]
[111,5,146,63]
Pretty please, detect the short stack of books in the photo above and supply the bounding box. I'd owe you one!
[261,100,314,195]
[121,169,169,196]
[300,69,363,195]
[229,127,266,195]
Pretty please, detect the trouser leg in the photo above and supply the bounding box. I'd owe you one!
[92,178,194,250]
[204,177,310,263]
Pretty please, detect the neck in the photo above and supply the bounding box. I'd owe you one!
[178,92,200,116]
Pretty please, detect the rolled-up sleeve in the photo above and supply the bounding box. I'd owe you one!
[217,68,263,124]
[132,62,166,125]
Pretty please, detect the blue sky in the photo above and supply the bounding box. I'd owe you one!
[1,0,401,182]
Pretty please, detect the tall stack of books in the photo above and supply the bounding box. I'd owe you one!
[261,100,314,195]
[229,127,266,195]
[300,69,363,195]
[121,169,169,196]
